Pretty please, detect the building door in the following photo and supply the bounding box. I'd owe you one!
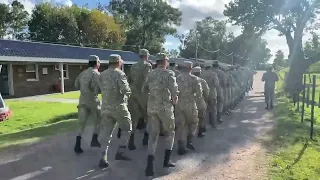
[0,64,9,95]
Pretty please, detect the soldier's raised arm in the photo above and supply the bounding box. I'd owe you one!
[118,72,132,98]
[74,71,83,89]
[168,71,179,104]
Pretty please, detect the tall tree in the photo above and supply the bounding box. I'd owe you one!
[6,0,29,39]
[273,50,288,69]
[108,0,182,54]
[179,17,228,60]
[0,3,10,38]
[224,0,320,94]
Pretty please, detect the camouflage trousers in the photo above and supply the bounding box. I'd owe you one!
[264,88,275,107]
[198,108,206,129]
[147,106,175,155]
[217,87,224,113]
[101,105,132,161]
[77,104,101,136]
[175,103,199,142]
[128,95,147,133]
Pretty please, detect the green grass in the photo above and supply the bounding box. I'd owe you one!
[49,91,101,99]
[0,100,78,149]
[267,69,320,179]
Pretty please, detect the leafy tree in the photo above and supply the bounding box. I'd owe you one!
[0,3,10,38]
[224,0,320,94]
[273,50,288,69]
[6,0,29,39]
[108,0,182,54]
[167,49,179,58]
[179,17,227,60]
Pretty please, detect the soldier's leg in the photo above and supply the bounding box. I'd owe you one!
[127,100,140,150]
[217,93,224,123]
[264,90,270,109]
[197,109,206,138]
[74,105,89,154]
[98,115,116,168]
[270,90,275,108]
[90,108,101,148]
[145,114,160,176]
[186,106,198,150]
[161,108,176,168]
[175,108,187,155]
[115,109,133,161]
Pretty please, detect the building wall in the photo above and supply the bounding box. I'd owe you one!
[12,63,109,97]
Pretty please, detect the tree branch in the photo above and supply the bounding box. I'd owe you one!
[307,52,320,64]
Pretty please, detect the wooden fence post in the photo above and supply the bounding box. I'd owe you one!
[310,75,316,140]
[301,75,306,123]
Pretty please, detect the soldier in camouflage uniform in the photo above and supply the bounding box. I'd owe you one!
[211,60,228,122]
[168,59,180,76]
[202,62,219,128]
[192,66,210,138]
[121,49,152,150]
[262,66,279,109]
[142,53,178,177]
[175,61,202,155]
[98,54,132,168]
[74,55,101,154]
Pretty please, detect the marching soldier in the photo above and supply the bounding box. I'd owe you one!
[168,59,180,76]
[74,55,101,154]
[262,66,279,109]
[123,49,152,149]
[98,54,132,168]
[175,61,202,155]
[143,53,178,176]
[192,66,210,138]
[202,62,219,128]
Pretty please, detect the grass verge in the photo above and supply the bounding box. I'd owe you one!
[267,70,320,179]
[0,100,78,149]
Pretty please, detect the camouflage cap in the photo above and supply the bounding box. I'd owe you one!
[89,55,100,62]
[155,53,168,60]
[212,60,219,65]
[192,66,202,73]
[139,49,150,56]
[108,54,122,63]
[204,62,212,68]
[179,61,193,68]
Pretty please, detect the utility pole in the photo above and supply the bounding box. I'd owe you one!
[195,32,198,62]
[232,54,234,65]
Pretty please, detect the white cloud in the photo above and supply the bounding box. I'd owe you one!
[165,0,314,60]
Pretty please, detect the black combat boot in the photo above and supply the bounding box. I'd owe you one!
[177,140,187,155]
[163,149,176,167]
[137,118,146,130]
[217,112,223,124]
[74,136,83,154]
[186,135,195,150]
[90,133,101,148]
[145,155,154,176]
[98,152,109,169]
[142,132,149,146]
[197,128,205,138]
[128,133,136,151]
[117,128,121,138]
[115,146,132,161]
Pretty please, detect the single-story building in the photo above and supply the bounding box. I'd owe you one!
[0,39,139,97]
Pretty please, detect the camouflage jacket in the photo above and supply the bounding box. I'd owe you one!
[142,68,178,112]
[212,68,228,87]
[99,67,131,109]
[176,72,203,109]
[74,67,100,107]
[129,59,152,95]
[201,69,219,99]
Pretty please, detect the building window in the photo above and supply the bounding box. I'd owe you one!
[25,64,39,81]
[63,64,69,79]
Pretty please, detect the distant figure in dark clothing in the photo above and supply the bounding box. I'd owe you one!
[262,66,279,109]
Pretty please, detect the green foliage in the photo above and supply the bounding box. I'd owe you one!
[108,0,182,54]
[273,50,289,69]
[0,0,29,39]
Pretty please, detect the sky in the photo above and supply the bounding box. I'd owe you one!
[0,0,314,60]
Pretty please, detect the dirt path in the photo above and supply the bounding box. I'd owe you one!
[0,71,274,180]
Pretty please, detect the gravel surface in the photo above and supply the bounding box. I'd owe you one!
[0,71,274,180]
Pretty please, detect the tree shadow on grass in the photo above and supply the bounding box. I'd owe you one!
[48,113,77,123]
